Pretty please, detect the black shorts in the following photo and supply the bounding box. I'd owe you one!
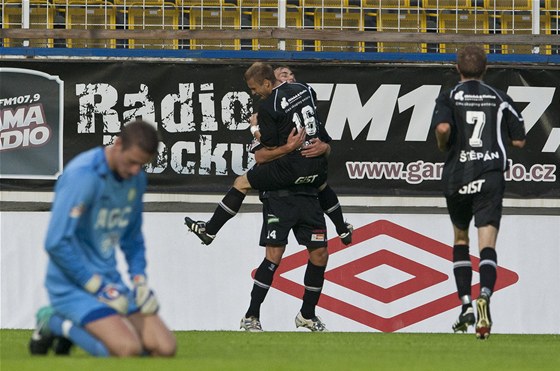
[445,171,505,230]
[259,193,327,249]
[247,154,328,191]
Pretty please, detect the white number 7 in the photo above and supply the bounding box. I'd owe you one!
[466,111,485,148]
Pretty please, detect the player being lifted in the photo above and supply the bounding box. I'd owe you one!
[184,62,352,246]
[431,45,526,339]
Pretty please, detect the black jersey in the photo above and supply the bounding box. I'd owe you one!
[431,80,526,196]
[256,81,331,154]
[248,81,330,197]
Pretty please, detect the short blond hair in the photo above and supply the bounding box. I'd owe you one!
[244,62,276,84]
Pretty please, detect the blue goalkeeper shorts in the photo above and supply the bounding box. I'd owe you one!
[47,278,139,326]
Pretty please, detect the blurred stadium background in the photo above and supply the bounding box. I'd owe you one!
[1,0,558,53]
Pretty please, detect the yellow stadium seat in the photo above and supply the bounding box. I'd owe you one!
[114,0,168,4]
[377,11,427,52]
[549,13,559,54]
[500,12,550,54]
[313,9,363,51]
[483,0,533,11]
[114,0,181,13]
[251,8,303,50]
[175,0,226,12]
[550,12,560,32]
[238,0,283,19]
[422,0,473,9]
[177,1,224,5]
[302,0,351,9]
[128,1,179,49]
[544,0,559,10]
[2,0,55,47]
[57,0,117,48]
[438,11,490,53]
[113,0,169,9]
[239,0,286,7]
[363,0,412,9]
[189,7,241,50]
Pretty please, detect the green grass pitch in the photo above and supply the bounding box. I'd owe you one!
[1,330,559,371]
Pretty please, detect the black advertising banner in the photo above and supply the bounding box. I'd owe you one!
[0,60,558,198]
[0,68,63,179]
[303,65,560,198]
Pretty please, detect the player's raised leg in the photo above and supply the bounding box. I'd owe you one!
[184,176,250,245]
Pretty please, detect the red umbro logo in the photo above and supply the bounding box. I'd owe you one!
[253,219,519,332]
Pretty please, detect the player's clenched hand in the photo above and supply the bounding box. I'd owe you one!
[84,274,128,314]
[133,275,159,315]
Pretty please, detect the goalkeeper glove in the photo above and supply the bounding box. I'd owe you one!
[133,275,159,315]
[84,274,128,315]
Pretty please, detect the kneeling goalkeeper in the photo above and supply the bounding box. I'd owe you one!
[29,121,176,357]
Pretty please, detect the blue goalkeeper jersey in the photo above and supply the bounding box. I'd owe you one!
[45,146,148,293]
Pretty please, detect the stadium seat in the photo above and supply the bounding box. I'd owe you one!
[114,0,168,4]
[2,0,55,47]
[363,0,412,10]
[189,7,241,50]
[175,0,226,12]
[313,8,363,51]
[500,12,550,54]
[377,11,427,52]
[110,0,128,21]
[302,0,352,10]
[483,0,533,11]
[113,0,170,9]
[239,0,289,7]
[238,1,289,17]
[251,7,303,50]
[176,0,237,33]
[438,11,490,53]
[128,1,179,49]
[543,0,559,10]
[177,0,224,5]
[56,0,117,48]
[422,0,473,10]
[115,0,182,14]
[544,12,559,54]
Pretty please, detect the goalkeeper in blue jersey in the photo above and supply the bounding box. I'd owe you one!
[29,120,176,357]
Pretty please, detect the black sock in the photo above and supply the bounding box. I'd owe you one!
[245,259,278,319]
[479,247,497,297]
[300,260,326,319]
[206,187,246,235]
[318,185,346,235]
[453,244,472,299]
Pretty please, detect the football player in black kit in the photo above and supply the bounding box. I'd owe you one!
[185,62,335,331]
[273,65,352,244]
[431,45,526,339]
[184,62,352,247]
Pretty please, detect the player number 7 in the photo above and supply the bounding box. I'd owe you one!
[466,110,486,148]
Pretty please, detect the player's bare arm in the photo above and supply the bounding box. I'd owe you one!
[435,122,451,152]
[254,128,305,164]
[249,113,262,142]
[512,139,526,148]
